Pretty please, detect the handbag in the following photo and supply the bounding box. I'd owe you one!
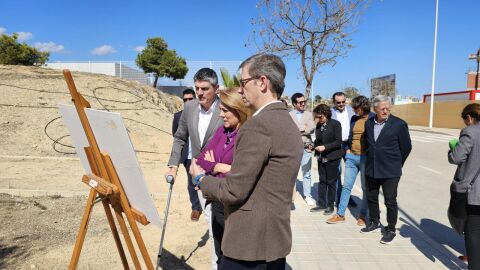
[447,166,480,234]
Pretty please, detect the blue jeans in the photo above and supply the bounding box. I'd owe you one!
[185,159,202,211]
[337,153,368,217]
[300,149,313,198]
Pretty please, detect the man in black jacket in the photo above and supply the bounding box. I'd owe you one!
[361,95,412,244]
[172,88,202,221]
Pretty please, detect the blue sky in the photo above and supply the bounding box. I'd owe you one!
[1,0,479,99]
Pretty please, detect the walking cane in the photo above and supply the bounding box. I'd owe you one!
[156,175,174,270]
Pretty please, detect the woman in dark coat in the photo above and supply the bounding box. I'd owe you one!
[310,104,343,215]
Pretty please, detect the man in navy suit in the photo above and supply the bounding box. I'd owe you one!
[172,88,202,221]
[361,95,412,245]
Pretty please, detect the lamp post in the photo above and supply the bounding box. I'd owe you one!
[468,48,480,90]
[428,0,439,129]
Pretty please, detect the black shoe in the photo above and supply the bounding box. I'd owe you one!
[323,206,334,215]
[348,198,357,207]
[291,202,296,211]
[380,229,396,244]
[310,206,326,212]
[360,221,381,234]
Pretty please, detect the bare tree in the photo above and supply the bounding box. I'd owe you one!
[248,0,368,98]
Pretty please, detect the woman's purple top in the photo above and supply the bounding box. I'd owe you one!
[197,126,238,178]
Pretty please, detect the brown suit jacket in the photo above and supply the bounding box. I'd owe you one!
[199,102,303,262]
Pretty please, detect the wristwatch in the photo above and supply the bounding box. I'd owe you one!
[193,173,206,186]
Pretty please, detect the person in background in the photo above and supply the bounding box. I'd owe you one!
[361,95,411,245]
[290,93,316,207]
[327,96,374,225]
[310,104,343,215]
[172,88,202,221]
[196,87,251,267]
[331,92,357,208]
[448,103,480,269]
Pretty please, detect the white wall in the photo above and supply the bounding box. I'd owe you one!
[44,62,116,76]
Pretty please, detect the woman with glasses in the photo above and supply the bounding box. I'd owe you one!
[448,103,480,269]
[310,104,344,215]
[326,96,374,225]
[195,87,251,267]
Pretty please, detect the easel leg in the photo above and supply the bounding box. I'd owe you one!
[68,189,97,270]
[102,200,130,270]
[113,203,142,269]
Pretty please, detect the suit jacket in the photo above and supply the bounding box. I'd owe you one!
[289,110,315,147]
[364,114,412,179]
[448,123,480,205]
[199,102,303,262]
[314,119,344,161]
[172,110,189,164]
[168,98,223,167]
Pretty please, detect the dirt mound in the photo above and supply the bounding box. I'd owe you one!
[0,65,182,160]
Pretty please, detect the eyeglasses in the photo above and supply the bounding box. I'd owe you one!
[335,101,346,105]
[296,101,306,105]
[239,77,258,88]
[183,97,194,102]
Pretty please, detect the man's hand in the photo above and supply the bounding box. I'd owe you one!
[315,145,326,152]
[189,159,206,179]
[165,167,178,182]
[213,163,231,175]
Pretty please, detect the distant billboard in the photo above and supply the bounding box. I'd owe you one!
[371,74,396,103]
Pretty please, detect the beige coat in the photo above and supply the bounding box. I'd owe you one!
[289,110,315,148]
[200,102,303,262]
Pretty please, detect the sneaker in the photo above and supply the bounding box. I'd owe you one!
[305,196,316,206]
[326,214,345,224]
[323,206,334,215]
[310,206,326,212]
[357,215,366,226]
[360,222,381,234]
[380,229,396,244]
[190,210,202,221]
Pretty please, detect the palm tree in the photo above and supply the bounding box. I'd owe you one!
[220,68,240,88]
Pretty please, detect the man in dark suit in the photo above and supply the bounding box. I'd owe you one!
[166,68,224,268]
[172,88,202,221]
[190,54,303,269]
[361,95,412,245]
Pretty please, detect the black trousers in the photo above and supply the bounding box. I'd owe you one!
[219,256,286,270]
[212,201,225,266]
[318,159,341,208]
[465,206,480,270]
[366,176,400,231]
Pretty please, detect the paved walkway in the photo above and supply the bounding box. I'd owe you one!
[287,156,467,269]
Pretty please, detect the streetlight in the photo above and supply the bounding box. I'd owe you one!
[468,48,480,90]
[428,0,439,129]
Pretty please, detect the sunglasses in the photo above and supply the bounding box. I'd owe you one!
[336,101,346,104]
[183,97,194,102]
[296,101,306,105]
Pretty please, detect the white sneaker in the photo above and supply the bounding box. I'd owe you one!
[305,196,316,206]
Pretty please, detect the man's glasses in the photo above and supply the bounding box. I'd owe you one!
[336,101,346,104]
[183,97,194,102]
[296,101,306,105]
[239,77,258,88]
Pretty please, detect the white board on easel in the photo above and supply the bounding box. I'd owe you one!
[59,104,161,227]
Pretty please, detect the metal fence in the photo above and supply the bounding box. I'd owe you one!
[45,60,242,87]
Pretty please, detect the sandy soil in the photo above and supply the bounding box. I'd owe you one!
[0,65,212,269]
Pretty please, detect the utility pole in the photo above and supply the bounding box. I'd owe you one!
[428,0,439,129]
[468,48,480,90]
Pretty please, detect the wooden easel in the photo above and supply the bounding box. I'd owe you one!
[63,70,154,270]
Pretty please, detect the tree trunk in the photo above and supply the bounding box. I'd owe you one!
[153,76,159,88]
[304,81,312,103]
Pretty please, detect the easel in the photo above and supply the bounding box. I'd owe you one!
[63,70,154,270]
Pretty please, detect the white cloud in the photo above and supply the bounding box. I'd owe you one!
[34,42,65,53]
[0,27,6,35]
[91,45,117,55]
[16,32,34,41]
[134,46,145,53]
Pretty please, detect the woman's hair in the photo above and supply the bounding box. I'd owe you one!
[313,104,332,119]
[218,87,251,125]
[351,95,371,113]
[461,103,480,121]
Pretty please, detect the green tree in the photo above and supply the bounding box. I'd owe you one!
[0,33,49,65]
[314,95,322,103]
[220,68,240,88]
[136,37,188,88]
